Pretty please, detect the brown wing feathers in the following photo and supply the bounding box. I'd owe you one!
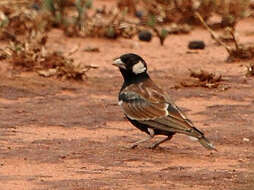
[121,100,167,120]
[119,79,206,139]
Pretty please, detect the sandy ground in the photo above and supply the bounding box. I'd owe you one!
[0,8,254,190]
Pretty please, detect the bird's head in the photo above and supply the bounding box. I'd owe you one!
[113,53,148,83]
[113,53,147,74]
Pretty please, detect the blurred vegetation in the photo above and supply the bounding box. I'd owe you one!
[0,0,253,79]
[0,0,252,40]
[118,0,250,26]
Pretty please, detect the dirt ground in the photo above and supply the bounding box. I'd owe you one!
[0,8,254,190]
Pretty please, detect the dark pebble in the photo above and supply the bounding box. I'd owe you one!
[135,10,143,18]
[31,3,40,11]
[188,40,205,49]
[138,30,152,42]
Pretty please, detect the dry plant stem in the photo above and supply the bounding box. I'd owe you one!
[195,12,232,54]
[152,27,161,44]
[67,45,80,57]
[227,28,239,52]
[108,14,119,27]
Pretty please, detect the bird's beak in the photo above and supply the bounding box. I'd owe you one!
[112,58,126,69]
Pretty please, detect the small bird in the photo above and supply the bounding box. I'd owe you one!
[113,53,216,150]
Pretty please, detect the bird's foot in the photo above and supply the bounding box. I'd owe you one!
[148,144,159,149]
[148,136,172,149]
[128,135,154,149]
[128,144,138,149]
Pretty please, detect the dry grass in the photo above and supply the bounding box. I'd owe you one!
[0,0,253,79]
[196,12,254,62]
[180,69,223,88]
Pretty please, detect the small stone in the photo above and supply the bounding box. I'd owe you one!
[138,30,152,42]
[60,155,66,159]
[31,3,40,11]
[243,137,250,142]
[135,10,143,18]
[38,69,57,77]
[188,40,205,50]
[84,46,100,52]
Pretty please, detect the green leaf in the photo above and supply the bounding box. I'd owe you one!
[160,28,168,38]
[85,0,93,9]
[43,0,56,15]
[147,14,156,27]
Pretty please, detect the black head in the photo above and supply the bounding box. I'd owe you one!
[113,53,149,84]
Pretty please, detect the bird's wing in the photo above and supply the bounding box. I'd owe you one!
[119,79,204,138]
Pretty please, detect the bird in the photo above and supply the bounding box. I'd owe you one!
[113,53,216,150]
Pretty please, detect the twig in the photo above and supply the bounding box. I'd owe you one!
[0,48,12,56]
[226,27,239,52]
[67,45,80,57]
[152,27,166,46]
[195,12,232,54]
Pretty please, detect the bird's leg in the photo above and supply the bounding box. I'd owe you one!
[129,135,153,149]
[129,128,155,149]
[149,135,173,149]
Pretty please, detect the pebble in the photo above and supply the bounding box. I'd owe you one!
[138,30,152,42]
[243,137,250,142]
[135,10,143,18]
[188,40,205,49]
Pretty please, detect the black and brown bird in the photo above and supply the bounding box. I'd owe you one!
[113,53,216,150]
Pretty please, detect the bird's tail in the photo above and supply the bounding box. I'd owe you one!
[198,136,217,151]
[190,127,217,151]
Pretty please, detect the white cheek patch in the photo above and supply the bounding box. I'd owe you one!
[132,61,146,74]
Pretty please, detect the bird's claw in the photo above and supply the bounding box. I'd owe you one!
[128,144,138,149]
[148,144,158,149]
